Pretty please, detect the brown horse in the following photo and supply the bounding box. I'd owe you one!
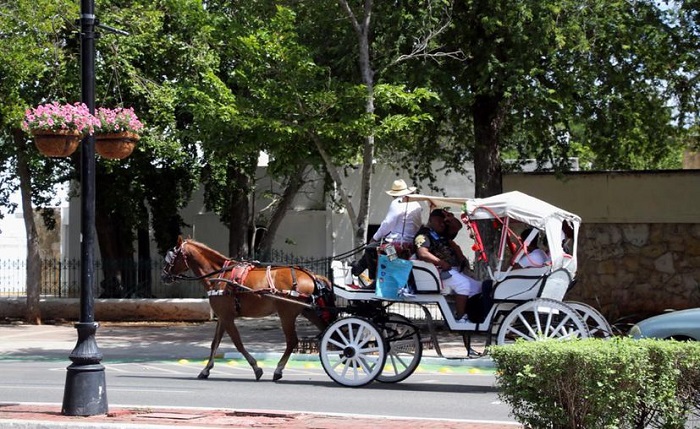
[161,237,335,381]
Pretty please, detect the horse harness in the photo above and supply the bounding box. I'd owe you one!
[163,240,327,314]
[208,260,312,300]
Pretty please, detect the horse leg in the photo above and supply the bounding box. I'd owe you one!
[198,320,225,379]
[221,318,263,381]
[273,311,300,381]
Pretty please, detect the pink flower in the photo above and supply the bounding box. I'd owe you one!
[94,107,144,134]
[21,102,99,135]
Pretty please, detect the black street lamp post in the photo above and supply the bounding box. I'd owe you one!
[61,0,108,416]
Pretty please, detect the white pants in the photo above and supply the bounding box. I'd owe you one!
[442,269,481,296]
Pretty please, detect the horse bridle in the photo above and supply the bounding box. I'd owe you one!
[161,242,190,284]
[161,240,230,284]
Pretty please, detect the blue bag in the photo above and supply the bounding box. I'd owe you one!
[375,254,413,299]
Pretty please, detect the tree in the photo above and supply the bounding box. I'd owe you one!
[89,0,203,295]
[432,0,698,198]
[0,0,82,322]
[0,0,204,302]
[290,0,443,246]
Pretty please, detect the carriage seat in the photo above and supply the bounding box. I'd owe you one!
[330,260,353,288]
[492,266,573,301]
[410,260,441,293]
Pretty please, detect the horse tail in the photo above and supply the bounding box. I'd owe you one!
[307,273,337,326]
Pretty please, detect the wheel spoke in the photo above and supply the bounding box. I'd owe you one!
[507,325,535,341]
[549,316,572,337]
[385,355,400,375]
[534,309,545,335]
[337,359,350,378]
[357,356,378,374]
[387,353,409,371]
[335,327,350,346]
[517,313,538,338]
[328,337,346,349]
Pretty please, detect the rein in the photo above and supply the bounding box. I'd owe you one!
[171,267,229,282]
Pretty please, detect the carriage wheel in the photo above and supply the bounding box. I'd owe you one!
[496,298,589,345]
[566,301,614,338]
[376,313,422,383]
[319,317,386,387]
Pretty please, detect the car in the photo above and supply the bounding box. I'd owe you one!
[628,308,700,341]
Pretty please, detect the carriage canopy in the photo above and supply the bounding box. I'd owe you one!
[405,191,581,273]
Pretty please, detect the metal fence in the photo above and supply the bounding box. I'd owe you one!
[0,252,435,323]
[0,250,333,299]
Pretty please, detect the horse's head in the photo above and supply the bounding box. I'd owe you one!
[161,236,190,284]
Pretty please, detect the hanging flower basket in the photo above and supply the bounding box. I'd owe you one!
[95,131,140,159]
[94,107,144,160]
[22,102,97,158]
[32,129,83,157]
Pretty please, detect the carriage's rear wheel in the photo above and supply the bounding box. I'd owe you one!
[319,317,386,387]
[376,313,422,383]
[566,301,614,338]
[496,298,589,345]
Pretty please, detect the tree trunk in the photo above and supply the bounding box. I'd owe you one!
[472,94,505,198]
[13,129,41,324]
[137,199,152,298]
[257,167,306,259]
[95,202,135,298]
[339,0,376,247]
[227,165,251,258]
[472,94,507,274]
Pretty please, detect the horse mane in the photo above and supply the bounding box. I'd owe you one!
[184,239,230,263]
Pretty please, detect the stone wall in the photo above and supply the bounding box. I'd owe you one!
[504,170,700,324]
[567,223,700,324]
[0,298,212,322]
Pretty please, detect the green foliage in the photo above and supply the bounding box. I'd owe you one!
[2,0,698,260]
[490,338,700,428]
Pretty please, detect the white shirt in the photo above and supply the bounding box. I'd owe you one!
[518,248,550,268]
[372,197,423,243]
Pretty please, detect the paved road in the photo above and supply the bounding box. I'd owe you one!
[0,319,520,428]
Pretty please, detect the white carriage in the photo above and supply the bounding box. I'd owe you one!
[321,191,612,387]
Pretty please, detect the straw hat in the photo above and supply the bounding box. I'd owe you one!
[386,179,417,197]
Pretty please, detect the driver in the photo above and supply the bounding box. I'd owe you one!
[415,209,481,323]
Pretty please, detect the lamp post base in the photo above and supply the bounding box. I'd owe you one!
[61,322,108,416]
[61,363,108,416]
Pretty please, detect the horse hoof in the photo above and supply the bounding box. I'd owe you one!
[197,372,210,380]
[273,372,283,382]
[254,368,263,381]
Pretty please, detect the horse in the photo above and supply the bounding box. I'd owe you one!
[161,236,336,381]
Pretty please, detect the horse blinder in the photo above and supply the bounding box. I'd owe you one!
[161,248,180,284]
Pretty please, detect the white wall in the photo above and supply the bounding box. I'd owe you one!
[57,162,477,263]
[175,162,477,261]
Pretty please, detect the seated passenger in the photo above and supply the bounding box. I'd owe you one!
[414,209,481,323]
[516,228,551,268]
[443,209,470,272]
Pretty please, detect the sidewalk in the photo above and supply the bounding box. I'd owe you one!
[0,319,516,429]
[0,403,520,428]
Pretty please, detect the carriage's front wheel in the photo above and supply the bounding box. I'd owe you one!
[319,317,386,387]
[496,298,589,345]
[376,313,422,383]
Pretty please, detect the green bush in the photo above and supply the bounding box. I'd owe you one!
[490,338,700,429]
